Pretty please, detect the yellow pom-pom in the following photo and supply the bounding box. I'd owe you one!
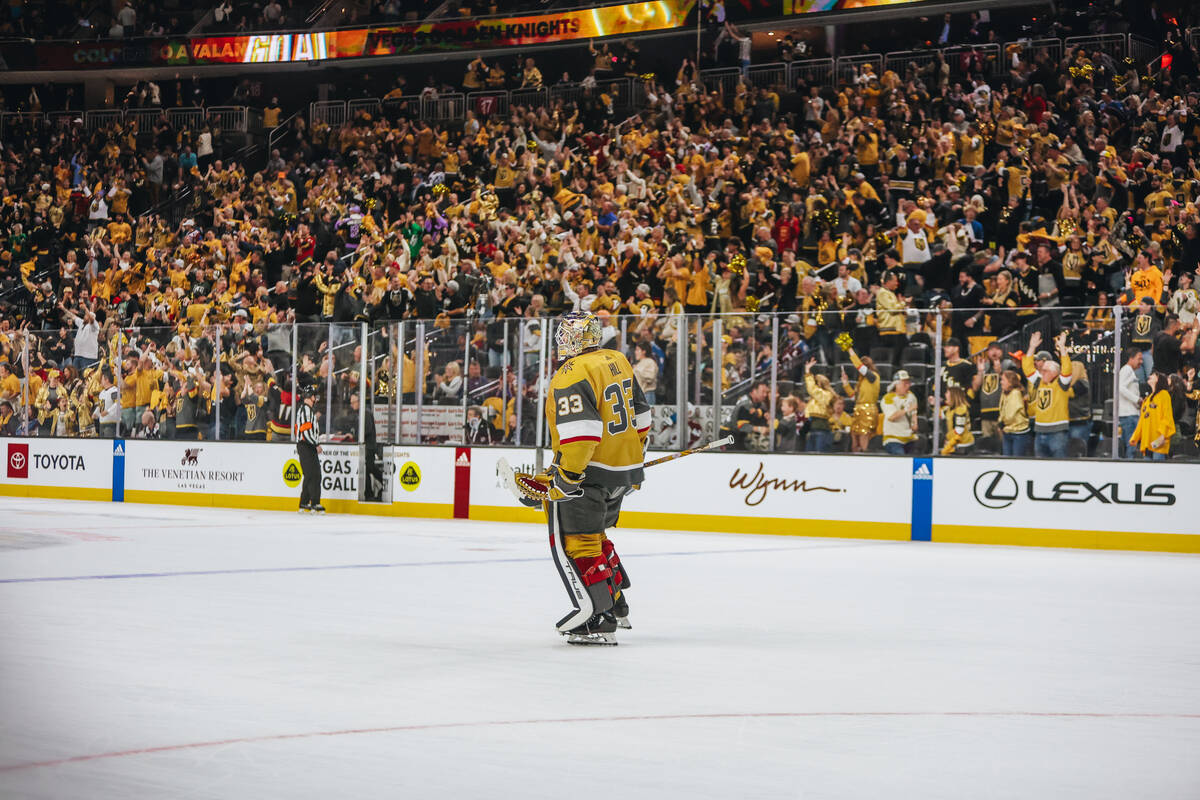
[836,332,854,352]
[744,294,760,312]
[729,253,747,276]
[432,183,448,196]
[639,72,656,82]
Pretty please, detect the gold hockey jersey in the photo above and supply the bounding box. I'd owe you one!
[547,348,651,488]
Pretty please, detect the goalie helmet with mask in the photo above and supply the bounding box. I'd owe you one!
[554,311,602,359]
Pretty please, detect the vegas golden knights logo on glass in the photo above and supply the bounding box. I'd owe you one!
[1135,314,1151,336]
[983,373,999,395]
[1037,387,1052,410]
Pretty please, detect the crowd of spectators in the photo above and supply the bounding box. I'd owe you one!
[2,7,1200,460]
[0,0,326,40]
[207,0,321,33]
[24,0,201,40]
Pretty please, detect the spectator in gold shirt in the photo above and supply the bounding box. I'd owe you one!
[804,357,835,452]
[840,346,879,453]
[998,370,1031,456]
[874,270,908,365]
[1129,371,1175,461]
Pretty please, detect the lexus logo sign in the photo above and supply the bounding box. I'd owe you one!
[973,470,1018,509]
[971,469,1175,508]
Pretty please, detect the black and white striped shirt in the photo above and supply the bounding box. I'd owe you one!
[295,403,319,445]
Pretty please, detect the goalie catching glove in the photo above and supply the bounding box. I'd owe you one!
[514,465,585,505]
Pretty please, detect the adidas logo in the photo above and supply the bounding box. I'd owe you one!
[113,444,125,456]
[456,453,470,467]
[913,463,932,480]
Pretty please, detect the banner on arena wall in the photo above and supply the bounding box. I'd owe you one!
[28,0,696,70]
[389,445,456,508]
[467,446,545,523]
[619,452,912,537]
[124,440,299,499]
[379,401,713,448]
[121,440,453,510]
[328,0,697,59]
[400,406,466,443]
[6,439,1199,553]
[467,446,912,537]
[0,439,113,500]
[932,458,1200,549]
[778,0,930,15]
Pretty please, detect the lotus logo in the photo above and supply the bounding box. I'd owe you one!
[973,470,1019,509]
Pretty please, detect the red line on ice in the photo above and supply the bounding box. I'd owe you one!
[2,711,1198,773]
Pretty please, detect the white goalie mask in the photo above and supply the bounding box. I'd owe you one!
[555,312,602,359]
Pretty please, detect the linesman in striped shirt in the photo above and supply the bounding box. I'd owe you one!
[296,383,324,513]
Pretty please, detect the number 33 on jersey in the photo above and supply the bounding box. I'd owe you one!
[548,348,652,489]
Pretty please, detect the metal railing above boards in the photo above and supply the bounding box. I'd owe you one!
[308,77,640,129]
[0,106,259,140]
[1,308,1187,462]
[0,29,1179,142]
[301,30,1177,128]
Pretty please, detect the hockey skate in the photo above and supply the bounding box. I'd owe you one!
[562,614,618,646]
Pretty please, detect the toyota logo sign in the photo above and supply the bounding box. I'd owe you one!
[973,470,1019,509]
[7,443,29,479]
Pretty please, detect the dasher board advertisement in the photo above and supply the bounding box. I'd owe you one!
[121,440,454,508]
[932,458,1200,549]
[469,447,911,538]
[0,439,112,490]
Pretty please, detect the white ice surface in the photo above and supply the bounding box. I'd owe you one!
[0,498,1197,799]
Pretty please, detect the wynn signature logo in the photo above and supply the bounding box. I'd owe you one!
[729,463,846,507]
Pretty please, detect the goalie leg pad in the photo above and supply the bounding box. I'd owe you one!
[549,504,614,632]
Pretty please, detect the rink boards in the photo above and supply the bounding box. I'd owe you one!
[1,439,1197,553]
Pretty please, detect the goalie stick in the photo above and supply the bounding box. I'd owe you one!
[496,435,735,505]
[642,435,734,470]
